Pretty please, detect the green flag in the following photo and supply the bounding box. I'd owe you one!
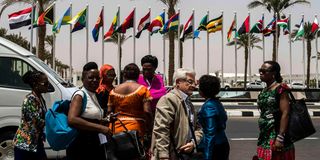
[293,18,304,41]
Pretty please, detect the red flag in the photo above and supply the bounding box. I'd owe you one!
[180,13,193,42]
[135,11,150,38]
[238,16,250,35]
[115,9,134,33]
[311,17,319,34]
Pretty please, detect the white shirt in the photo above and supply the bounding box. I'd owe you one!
[73,88,104,120]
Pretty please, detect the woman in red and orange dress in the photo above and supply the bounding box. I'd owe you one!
[108,63,152,138]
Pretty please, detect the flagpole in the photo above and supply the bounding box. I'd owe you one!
[177,8,180,70]
[248,12,252,83]
[163,8,166,85]
[148,7,151,55]
[30,2,34,53]
[206,10,210,74]
[302,14,306,85]
[275,12,278,62]
[101,5,105,65]
[52,2,56,71]
[192,9,195,70]
[86,4,89,63]
[133,7,136,63]
[289,13,292,84]
[262,13,265,62]
[221,10,224,87]
[117,5,121,85]
[234,11,238,85]
[316,14,319,88]
[69,3,73,83]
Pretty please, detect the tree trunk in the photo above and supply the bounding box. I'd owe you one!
[38,0,46,61]
[179,41,183,68]
[244,46,249,88]
[306,39,311,88]
[272,13,281,61]
[168,7,175,85]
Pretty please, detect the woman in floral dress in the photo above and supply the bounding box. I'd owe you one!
[256,61,294,160]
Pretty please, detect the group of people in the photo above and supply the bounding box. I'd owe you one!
[12,54,295,160]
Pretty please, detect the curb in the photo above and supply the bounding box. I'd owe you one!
[226,109,320,117]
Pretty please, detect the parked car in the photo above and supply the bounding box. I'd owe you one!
[289,82,307,89]
[0,37,76,159]
[247,81,265,89]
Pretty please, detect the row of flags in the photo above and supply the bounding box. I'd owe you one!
[7,3,320,44]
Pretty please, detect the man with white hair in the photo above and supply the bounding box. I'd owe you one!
[151,68,203,160]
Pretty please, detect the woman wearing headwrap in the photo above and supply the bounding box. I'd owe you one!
[96,64,116,113]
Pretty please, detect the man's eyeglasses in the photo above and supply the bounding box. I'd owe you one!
[183,79,196,86]
[259,68,272,74]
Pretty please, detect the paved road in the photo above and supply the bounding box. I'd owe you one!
[227,117,320,160]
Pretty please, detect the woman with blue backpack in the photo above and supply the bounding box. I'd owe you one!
[13,70,49,160]
[67,62,113,160]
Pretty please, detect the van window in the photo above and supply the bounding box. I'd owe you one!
[0,57,33,89]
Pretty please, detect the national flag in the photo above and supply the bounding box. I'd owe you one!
[91,9,104,42]
[180,13,193,42]
[69,8,87,33]
[52,7,71,34]
[262,17,276,36]
[36,3,54,26]
[193,14,208,38]
[277,17,290,35]
[8,7,32,29]
[206,15,223,33]
[115,9,134,33]
[148,12,165,34]
[250,16,264,33]
[135,11,150,38]
[238,16,250,35]
[293,18,304,41]
[104,10,119,40]
[311,17,319,34]
[160,13,179,34]
[227,19,236,42]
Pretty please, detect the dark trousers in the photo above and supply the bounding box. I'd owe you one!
[212,142,230,160]
[14,144,47,160]
[66,131,107,160]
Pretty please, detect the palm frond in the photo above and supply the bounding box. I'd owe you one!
[248,1,266,8]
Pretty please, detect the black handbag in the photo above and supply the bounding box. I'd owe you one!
[111,118,145,160]
[286,92,316,142]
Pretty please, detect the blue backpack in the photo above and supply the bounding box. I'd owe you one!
[45,90,87,151]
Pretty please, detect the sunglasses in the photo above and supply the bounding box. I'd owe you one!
[259,68,273,74]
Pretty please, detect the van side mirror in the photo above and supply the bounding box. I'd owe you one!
[47,83,55,92]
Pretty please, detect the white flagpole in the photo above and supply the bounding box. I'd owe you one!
[148,7,151,55]
[69,3,73,83]
[117,5,121,85]
[133,7,136,63]
[248,12,251,83]
[234,11,238,84]
[221,10,224,87]
[192,9,195,70]
[262,13,265,62]
[163,8,166,85]
[86,4,89,63]
[177,9,180,70]
[302,14,306,85]
[289,14,292,84]
[30,2,34,53]
[52,2,56,71]
[101,5,105,65]
[275,12,278,61]
[316,14,319,88]
[206,10,210,74]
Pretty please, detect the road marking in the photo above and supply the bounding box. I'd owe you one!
[230,137,319,141]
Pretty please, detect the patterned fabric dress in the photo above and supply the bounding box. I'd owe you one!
[256,84,295,160]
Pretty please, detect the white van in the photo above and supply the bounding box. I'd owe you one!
[0,37,77,159]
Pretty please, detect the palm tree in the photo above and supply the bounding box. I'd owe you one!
[105,33,132,82]
[227,33,262,88]
[292,22,320,87]
[248,0,310,61]
[159,0,179,85]
[0,0,54,61]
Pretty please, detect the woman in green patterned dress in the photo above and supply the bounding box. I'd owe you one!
[255,61,294,160]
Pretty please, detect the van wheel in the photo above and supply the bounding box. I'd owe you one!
[0,131,15,160]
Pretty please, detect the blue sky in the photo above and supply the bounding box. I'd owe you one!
[1,0,319,79]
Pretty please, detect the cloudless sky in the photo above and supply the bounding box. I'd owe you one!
[0,0,319,79]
